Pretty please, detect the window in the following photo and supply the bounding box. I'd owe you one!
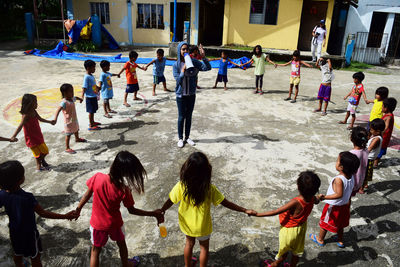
[90,2,110,24]
[249,0,279,25]
[137,4,164,29]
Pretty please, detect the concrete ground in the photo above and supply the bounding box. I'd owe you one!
[0,47,399,267]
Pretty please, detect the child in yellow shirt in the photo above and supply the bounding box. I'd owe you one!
[366,87,388,129]
[160,152,255,267]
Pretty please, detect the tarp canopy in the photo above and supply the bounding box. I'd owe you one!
[24,42,252,69]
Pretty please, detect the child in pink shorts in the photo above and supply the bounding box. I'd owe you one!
[75,151,163,266]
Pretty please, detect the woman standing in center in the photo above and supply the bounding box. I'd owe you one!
[173,42,211,148]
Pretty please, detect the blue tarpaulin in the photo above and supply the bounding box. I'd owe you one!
[25,42,252,69]
[68,19,119,50]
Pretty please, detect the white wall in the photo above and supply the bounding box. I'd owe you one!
[341,0,400,54]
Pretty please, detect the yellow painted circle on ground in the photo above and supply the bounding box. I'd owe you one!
[3,86,83,127]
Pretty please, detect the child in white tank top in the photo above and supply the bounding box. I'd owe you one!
[310,152,360,248]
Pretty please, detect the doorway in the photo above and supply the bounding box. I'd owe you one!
[170,2,191,42]
[297,0,328,51]
[198,0,225,45]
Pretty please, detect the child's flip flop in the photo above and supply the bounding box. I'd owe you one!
[128,256,140,266]
[310,233,325,247]
[191,257,198,266]
[258,259,272,267]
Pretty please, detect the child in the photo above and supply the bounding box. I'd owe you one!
[277,50,313,103]
[362,118,385,191]
[190,45,203,89]
[144,49,174,96]
[159,152,255,267]
[349,126,369,195]
[75,151,163,267]
[365,87,389,129]
[82,60,101,131]
[10,94,55,171]
[310,151,360,248]
[173,42,212,148]
[99,60,119,118]
[314,57,333,115]
[54,83,86,154]
[241,45,277,94]
[210,51,241,90]
[256,171,321,267]
[118,51,146,107]
[375,97,397,167]
[0,160,77,267]
[339,72,368,129]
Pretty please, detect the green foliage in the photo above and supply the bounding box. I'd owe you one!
[341,61,388,75]
[71,40,97,53]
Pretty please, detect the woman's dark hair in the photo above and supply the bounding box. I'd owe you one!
[129,51,138,60]
[297,171,321,201]
[370,118,385,132]
[100,60,110,69]
[60,83,73,98]
[0,160,24,191]
[84,59,96,70]
[351,126,368,149]
[352,72,365,82]
[293,50,300,57]
[180,152,212,206]
[156,48,164,56]
[375,87,389,100]
[20,94,37,114]
[383,97,397,113]
[109,151,146,193]
[253,45,262,56]
[338,151,360,178]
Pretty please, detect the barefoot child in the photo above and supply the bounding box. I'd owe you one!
[339,72,368,129]
[362,118,385,191]
[349,126,368,195]
[314,57,333,115]
[277,50,313,103]
[144,49,174,96]
[375,97,397,167]
[160,152,256,267]
[210,51,241,90]
[75,151,163,267]
[256,171,321,267]
[82,60,101,131]
[10,94,55,171]
[99,60,119,118]
[365,86,389,130]
[54,83,86,154]
[241,45,277,94]
[310,152,360,248]
[0,160,78,267]
[118,51,146,107]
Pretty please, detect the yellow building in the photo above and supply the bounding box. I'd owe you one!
[68,0,334,52]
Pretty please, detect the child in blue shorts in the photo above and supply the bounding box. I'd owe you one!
[99,60,119,118]
[82,60,101,130]
[118,51,146,107]
[210,51,241,90]
[0,160,77,266]
[144,48,175,96]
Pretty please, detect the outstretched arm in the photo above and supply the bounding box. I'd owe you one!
[144,59,156,70]
[276,60,291,67]
[208,57,222,62]
[240,59,253,67]
[220,199,256,216]
[75,188,93,216]
[301,61,313,68]
[127,206,164,225]
[362,91,369,104]
[36,111,55,125]
[10,115,28,141]
[227,59,241,67]
[0,136,14,142]
[256,198,297,217]
[35,204,78,220]
[53,106,63,124]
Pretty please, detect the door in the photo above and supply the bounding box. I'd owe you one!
[297,0,328,51]
[198,0,225,45]
[170,2,191,41]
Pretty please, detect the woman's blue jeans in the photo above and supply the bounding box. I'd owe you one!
[176,95,196,140]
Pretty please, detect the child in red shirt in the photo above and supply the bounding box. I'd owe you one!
[118,51,146,107]
[76,151,163,266]
[255,171,321,267]
[375,97,397,166]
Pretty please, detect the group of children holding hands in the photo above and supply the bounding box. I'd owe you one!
[0,43,398,267]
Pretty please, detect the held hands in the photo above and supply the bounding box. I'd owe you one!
[245,209,257,216]
[65,210,80,220]
[198,44,205,58]
[274,63,277,68]
[51,120,57,125]
[153,209,165,225]
[117,74,121,78]
[10,137,18,142]
[317,194,325,201]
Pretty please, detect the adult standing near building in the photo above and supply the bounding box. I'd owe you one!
[311,20,327,62]
[173,42,211,148]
